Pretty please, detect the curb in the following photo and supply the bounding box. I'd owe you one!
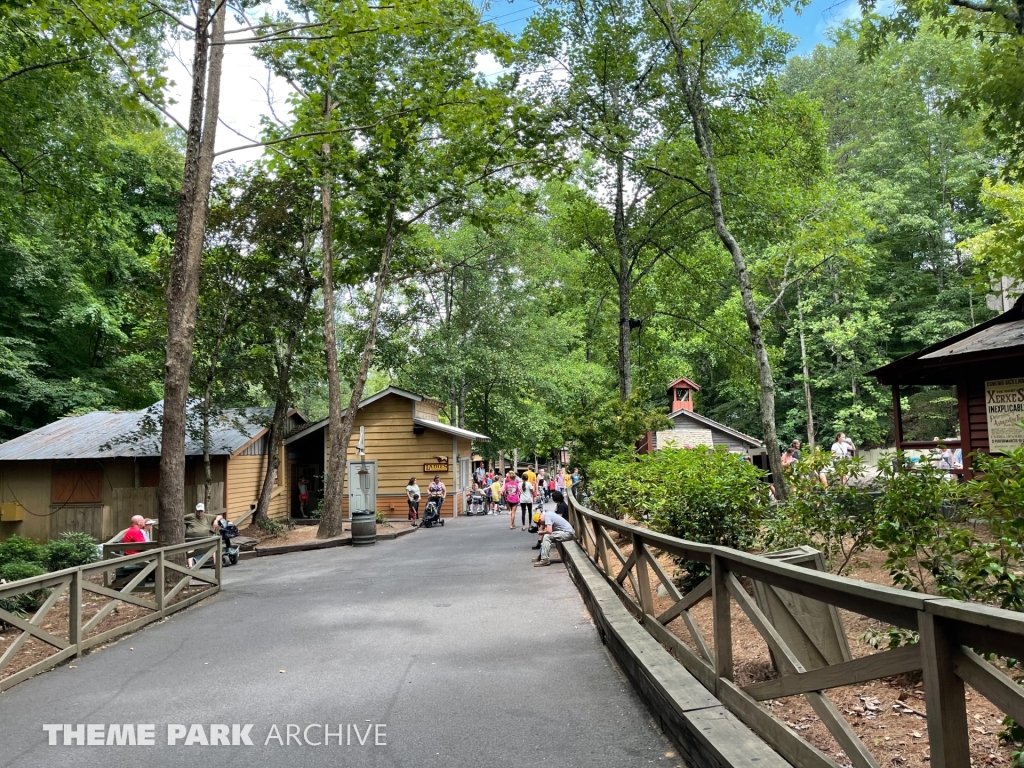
[561,541,789,768]
[256,535,351,557]
[240,525,419,559]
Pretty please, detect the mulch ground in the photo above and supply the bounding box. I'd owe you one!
[0,572,211,687]
[607,531,1016,768]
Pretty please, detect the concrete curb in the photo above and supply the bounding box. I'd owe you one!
[238,525,419,559]
[560,540,790,768]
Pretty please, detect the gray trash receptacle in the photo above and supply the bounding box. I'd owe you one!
[352,509,376,546]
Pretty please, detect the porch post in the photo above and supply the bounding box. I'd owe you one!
[892,384,903,450]
[957,378,973,480]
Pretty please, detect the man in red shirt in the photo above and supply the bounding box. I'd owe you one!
[122,515,147,555]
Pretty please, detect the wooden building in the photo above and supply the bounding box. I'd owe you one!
[283,387,489,520]
[639,378,764,457]
[868,295,1024,479]
[0,403,304,542]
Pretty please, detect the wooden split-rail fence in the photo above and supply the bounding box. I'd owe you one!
[566,492,1024,768]
[0,536,221,692]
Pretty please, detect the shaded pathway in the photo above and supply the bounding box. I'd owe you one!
[0,512,680,768]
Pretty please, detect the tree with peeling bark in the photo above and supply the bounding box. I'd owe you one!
[259,0,541,537]
[643,0,833,498]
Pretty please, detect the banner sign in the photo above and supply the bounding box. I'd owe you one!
[423,462,449,473]
[985,377,1024,452]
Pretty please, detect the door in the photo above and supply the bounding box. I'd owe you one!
[347,459,377,519]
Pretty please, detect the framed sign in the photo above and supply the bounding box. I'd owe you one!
[423,461,449,473]
[985,377,1024,452]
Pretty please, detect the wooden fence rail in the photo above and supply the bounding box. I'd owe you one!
[0,536,221,692]
[566,492,1024,768]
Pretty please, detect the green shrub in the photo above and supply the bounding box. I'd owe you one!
[872,451,976,598]
[589,447,769,587]
[764,451,880,573]
[0,561,49,616]
[0,535,45,569]
[255,517,294,536]
[44,532,100,572]
[375,510,387,525]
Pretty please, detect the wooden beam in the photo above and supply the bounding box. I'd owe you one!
[953,647,1024,726]
[633,534,656,616]
[712,553,733,685]
[957,378,973,479]
[743,644,922,701]
[892,384,903,450]
[919,612,970,768]
[657,577,711,624]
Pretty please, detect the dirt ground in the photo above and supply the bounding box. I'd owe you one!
[0,572,210,686]
[607,532,1017,768]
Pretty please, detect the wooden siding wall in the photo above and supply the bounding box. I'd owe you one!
[326,395,477,518]
[966,380,990,454]
[0,457,227,542]
[226,451,287,521]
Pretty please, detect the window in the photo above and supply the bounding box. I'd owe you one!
[675,388,690,402]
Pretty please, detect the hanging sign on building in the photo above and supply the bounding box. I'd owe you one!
[984,377,1024,452]
[423,461,449,473]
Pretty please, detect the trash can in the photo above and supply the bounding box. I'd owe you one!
[351,509,376,547]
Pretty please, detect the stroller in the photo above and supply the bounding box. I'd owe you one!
[422,496,446,528]
[466,490,488,516]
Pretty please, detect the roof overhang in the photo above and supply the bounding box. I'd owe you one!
[412,417,490,442]
[667,409,761,448]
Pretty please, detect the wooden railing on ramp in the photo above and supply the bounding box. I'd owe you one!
[567,491,1024,768]
[0,536,221,692]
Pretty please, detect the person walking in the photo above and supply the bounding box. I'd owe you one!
[519,472,535,531]
[503,472,520,530]
[555,468,566,496]
[406,477,421,526]
[489,474,502,514]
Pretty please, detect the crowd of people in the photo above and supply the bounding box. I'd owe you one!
[406,462,584,568]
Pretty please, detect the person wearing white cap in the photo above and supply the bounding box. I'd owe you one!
[184,502,223,539]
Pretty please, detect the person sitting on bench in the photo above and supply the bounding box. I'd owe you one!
[122,515,147,555]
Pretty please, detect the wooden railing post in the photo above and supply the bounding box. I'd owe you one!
[215,537,223,588]
[633,533,655,616]
[711,552,733,691]
[68,569,82,658]
[155,549,165,616]
[919,611,969,768]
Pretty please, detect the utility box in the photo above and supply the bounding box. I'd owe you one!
[1,502,25,522]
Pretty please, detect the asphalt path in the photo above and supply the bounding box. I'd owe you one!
[0,507,680,768]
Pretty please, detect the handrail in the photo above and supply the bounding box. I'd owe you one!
[567,490,1024,768]
[0,536,222,692]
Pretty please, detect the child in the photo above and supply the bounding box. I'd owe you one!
[489,476,502,514]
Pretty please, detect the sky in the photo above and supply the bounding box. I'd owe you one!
[164,0,861,165]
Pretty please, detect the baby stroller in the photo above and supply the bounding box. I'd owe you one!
[422,496,446,528]
[466,490,488,516]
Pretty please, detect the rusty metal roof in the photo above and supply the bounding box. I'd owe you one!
[0,402,273,461]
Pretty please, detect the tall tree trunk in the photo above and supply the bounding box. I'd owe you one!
[318,208,397,539]
[614,154,632,401]
[253,401,284,524]
[255,284,313,523]
[797,284,816,448]
[158,0,225,542]
[654,0,786,498]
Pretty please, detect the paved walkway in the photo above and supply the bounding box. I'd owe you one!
[0,510,679,768]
